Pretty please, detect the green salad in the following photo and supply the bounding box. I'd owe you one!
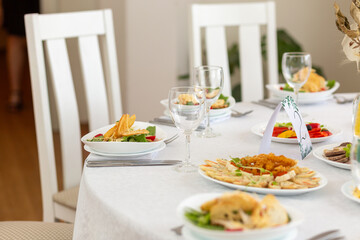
[185,208,225,230]
[88,126,156,142]
[281,80,336,92]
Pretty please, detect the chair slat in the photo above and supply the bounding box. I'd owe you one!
[39,11,105,40]
[78,35,109,131]
[239,25,264,101]
[100,10,123,122]
[45,39,82,189]
[266,2,279,86]
[25,14,58,222]
[190,7,202,68]
[193,3,267,27]
[205,27,232,96]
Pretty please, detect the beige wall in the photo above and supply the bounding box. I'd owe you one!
[41,0,360,122]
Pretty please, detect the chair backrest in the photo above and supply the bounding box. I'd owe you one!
[25,9,122,221]
[190,2,278,101]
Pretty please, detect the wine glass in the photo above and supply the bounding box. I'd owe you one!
[168,86,206,172]
[351,137,360,192]
[353,94,360,137]
[282,52,312,105]
[193,66,224,138]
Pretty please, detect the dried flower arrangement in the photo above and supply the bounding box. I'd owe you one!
[334,0,360,71]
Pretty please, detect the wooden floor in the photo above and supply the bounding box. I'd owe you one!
[0,51,88,221]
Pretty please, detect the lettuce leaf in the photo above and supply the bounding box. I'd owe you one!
[326,80,336,89]
[122,134,147,142]
[146,126,156,136]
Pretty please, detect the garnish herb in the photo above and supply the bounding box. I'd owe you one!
[344,144,351,158]
[218,94,229,105]
[185,208,224,230]
[326,80,336,89]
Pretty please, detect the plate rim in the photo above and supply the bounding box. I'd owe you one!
[84,142,166,157]
[341,180,360,204]
[312,143,351,170]
[270,95,334,104]
[182,227,298,240]
[250,122,342,144]
[198,168,327,196]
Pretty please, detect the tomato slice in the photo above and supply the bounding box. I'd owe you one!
[94,133,103,138]
[308,128,321,133]
[272,127,289,137]
[308,123,320,129]
[146,136,156,141]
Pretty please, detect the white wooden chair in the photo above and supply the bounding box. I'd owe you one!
[25,9,122,222]
[190,2,278,101]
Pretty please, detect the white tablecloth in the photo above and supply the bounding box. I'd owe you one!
[73,95,360,240]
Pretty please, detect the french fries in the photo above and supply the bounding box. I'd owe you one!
[104,114,149,141]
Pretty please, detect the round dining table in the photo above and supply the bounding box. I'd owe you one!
[73,94,359,240]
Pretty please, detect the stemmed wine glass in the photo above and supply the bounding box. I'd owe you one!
[351,95,360,192]
[350,137,360,193]
[168,86,206,172]
[282,52,312,105]
[193,66,224,138]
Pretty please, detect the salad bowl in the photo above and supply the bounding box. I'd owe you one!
[160,95,236,117]
[177,192,304,240]
[81,121,167,154]
[266,81,339,103]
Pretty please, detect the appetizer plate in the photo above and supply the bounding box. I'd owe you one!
[251,122,342,144]
[83,142,166,157]
[177,193,304,240]
[81,121,167,154]
[160,96,236,117]
[266,82,340,102]
[198,169,328,196]
[341,181,360,204]
[313,143,351,170]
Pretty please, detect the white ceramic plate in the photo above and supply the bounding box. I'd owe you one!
[341,181,360,204]
[81,121,167,154]
[266,82,340,102]
[182,227,298,240]
[160,96,236,117]
[313,143,351,170]
[177,193,304,240]
[84,143,166,157]
[198,169,327,196]
[251,122,342,144]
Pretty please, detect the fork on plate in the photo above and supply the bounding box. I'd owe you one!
[307,229,344,240]
[334,95,354,104]
[231,109,253,118]
[164,133,179,144]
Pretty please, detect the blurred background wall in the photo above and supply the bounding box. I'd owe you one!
[3,0,358,121]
